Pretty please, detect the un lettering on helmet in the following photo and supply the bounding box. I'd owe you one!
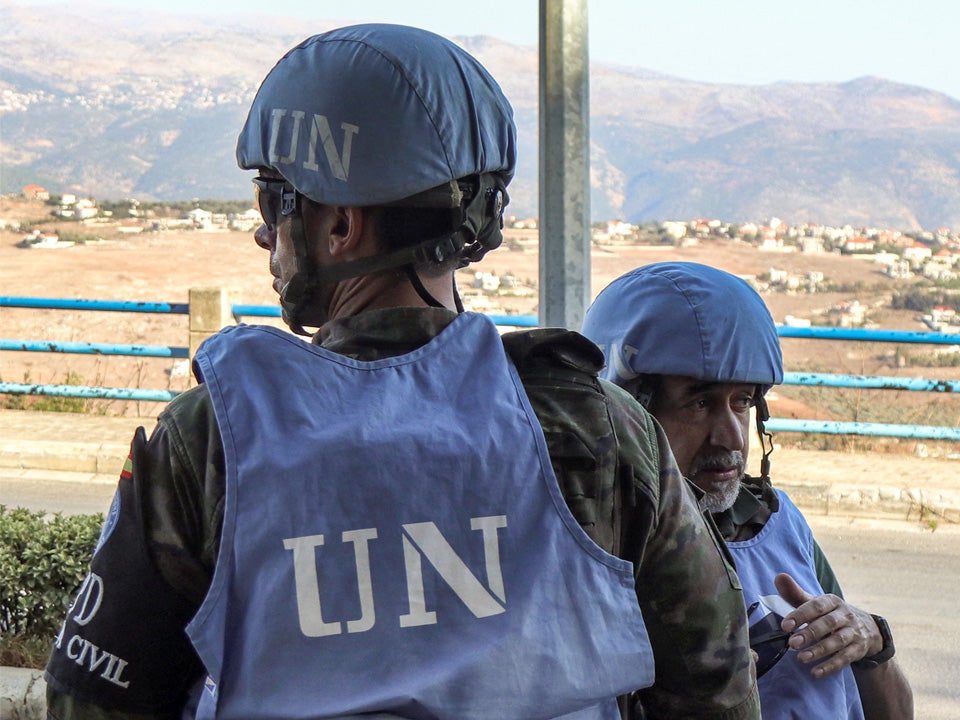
[237,24,517,208]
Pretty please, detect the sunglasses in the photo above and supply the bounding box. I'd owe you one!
[748,602,792,678]
[252,177,298,228]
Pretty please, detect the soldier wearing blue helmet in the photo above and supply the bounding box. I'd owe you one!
[234,24,518,335]
[46,28,759,720]
[582,262,913,720]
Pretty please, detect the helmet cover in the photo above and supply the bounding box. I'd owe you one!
[581,262,783,390]
[237,24,517,206]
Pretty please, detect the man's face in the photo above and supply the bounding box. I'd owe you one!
[649,376,758,512]
[252,172,300,297]
[252,173,338,307]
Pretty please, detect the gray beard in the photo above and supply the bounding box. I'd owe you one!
[699,478,742,513]
[690,450,745,513]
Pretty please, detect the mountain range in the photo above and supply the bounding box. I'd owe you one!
[3,1,960,230]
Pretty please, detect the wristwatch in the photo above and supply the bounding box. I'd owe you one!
[852,614,896,670]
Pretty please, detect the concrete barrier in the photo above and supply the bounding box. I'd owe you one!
[0,667,45,720]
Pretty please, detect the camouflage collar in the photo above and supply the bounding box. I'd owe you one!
[315,307,458,361]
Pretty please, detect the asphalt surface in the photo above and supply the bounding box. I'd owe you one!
[2,407,960,718]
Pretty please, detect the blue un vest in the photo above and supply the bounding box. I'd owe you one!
[728,490,864,720]
[187,314,654,720]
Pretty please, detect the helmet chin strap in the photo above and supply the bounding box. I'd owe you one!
[755,391,774,483]
[278,197,319,336]
[279,213,468,335]
[278,173,507,335]
[402,266,450,309]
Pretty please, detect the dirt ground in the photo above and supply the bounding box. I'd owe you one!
[1,201,958,457]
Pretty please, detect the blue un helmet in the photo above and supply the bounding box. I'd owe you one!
[581,262,784,477]
[236,24,517,332]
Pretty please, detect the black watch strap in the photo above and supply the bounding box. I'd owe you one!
[852,614,895,670]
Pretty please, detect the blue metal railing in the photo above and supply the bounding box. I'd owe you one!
[0,339,189,358]
[766,419,960,440]
[778,325,960,345]
[0,297,189,314]
[0,383,178,403]
[774,327,960,440]
[0,297,539,405]
[1,296,191,402]
[782,372,960,393]
[1,295,958,439]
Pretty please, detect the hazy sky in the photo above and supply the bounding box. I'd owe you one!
[15,0,960,100]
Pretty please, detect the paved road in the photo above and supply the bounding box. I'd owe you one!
[809,514,960,720]
[0,471,116,516]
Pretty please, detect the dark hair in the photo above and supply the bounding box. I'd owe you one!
[371,205,464,276]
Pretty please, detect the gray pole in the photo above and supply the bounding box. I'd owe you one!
[538,0,590,329]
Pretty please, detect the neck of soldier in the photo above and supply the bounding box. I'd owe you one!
[325,268,458,321]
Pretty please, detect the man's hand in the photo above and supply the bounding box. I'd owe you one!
[774,572,882,678]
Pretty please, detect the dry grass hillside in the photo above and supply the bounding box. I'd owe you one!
[1,198,958,462]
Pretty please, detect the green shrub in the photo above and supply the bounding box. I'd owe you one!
[0,507,103,668]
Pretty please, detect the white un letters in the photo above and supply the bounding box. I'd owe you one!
[283,516,508,637]
[268,109,359,181]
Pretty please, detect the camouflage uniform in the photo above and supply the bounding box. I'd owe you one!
[45,307,759,720]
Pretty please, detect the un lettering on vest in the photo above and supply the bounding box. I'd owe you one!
[268,108,359,181]
[283,516,508,637]
[53,572,132,688]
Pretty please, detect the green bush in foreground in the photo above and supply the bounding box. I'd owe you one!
[0,506,103,668]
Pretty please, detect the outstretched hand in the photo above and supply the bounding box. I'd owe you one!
[774,572,882,678]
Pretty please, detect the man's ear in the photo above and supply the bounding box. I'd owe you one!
[327,206,368,258]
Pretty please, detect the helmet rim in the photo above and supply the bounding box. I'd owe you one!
[581,262,784,390]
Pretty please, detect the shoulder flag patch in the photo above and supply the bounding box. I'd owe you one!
[119,453,133,481]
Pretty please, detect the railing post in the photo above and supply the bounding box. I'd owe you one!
[189,287,239,385]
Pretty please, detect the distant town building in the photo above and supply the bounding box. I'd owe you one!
[768,267,789,285]
[54,194,99,219]
[690,218,721,237]
[22,184,50,201]
[903,242,934,267]
[662,221,687,240]
[74,198,98,219]
[829,300,867,328]
[230,208,262,232]
[592,220,637,243]
[932,305,957,324]
[842,236,876,253]
[17,229,72,248]
[187,207,214,229]
[759,236,786,251]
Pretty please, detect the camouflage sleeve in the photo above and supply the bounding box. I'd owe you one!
[45,386,222,719]
[502,328,758,719]
[135,384,225,606]
[603,380,760,720]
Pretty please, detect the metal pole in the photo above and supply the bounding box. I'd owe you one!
[539,0,590,329]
